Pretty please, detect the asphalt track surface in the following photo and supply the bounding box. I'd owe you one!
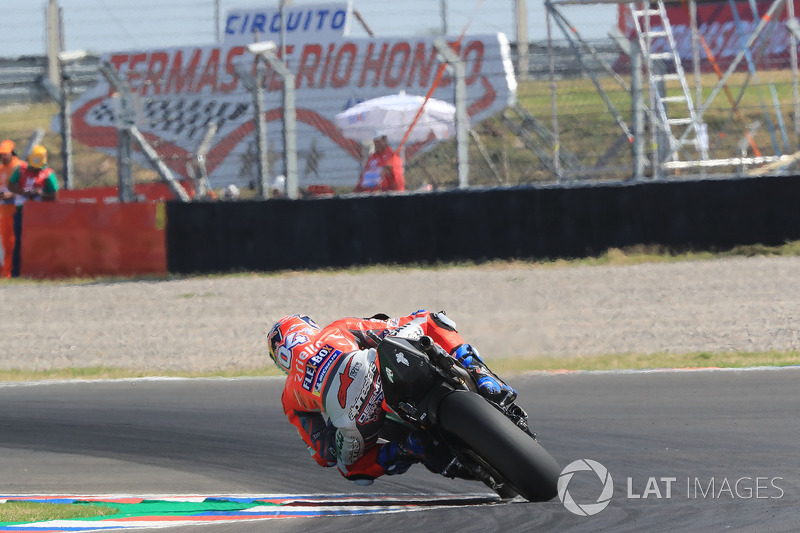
[1,369,798,532]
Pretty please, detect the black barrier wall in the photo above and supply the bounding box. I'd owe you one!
[166,175,800,274]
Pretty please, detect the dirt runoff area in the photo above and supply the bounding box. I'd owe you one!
[2,255,800,373]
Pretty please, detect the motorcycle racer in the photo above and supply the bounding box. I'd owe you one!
[267,309,516,485]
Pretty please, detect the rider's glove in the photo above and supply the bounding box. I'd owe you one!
[477,375,517,400]
[452,344,483,368]
[304,416,338,466]
[452,344,517,402]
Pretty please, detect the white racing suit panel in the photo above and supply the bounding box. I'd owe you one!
[323,348,385,472]
[387,319,425,340]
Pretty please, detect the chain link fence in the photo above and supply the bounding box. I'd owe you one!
[2,34,799,197]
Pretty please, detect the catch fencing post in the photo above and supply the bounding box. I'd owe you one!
[189,122,218,200]
[98,62,136,202]
[247,41,299,199]
[631,40,646,180]
[233,62,270,199]
[434,39,469,188]
[611,30,646,180]
[58,51,91,190]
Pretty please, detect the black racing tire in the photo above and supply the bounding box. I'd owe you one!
[437,391,561,502]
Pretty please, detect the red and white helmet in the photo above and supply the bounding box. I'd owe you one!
[267,314,321,374]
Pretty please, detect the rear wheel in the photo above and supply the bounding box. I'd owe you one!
[491,480,519,500]
[437,391,561,502]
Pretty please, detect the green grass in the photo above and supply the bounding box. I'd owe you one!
[0,365,284,382]
[7,237,799,286]
[1,349,797,385]
[0,501,118,524]
[491,350,800,376]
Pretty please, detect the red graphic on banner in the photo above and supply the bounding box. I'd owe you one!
[617,1,800,71]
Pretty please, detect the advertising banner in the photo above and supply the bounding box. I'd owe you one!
[617,1,800,70]
[223,2,353,45]
[66,22,516,190]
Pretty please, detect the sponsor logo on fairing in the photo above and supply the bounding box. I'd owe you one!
[313,346,339,396]
[302,365,317,391]
[302,343,341,393]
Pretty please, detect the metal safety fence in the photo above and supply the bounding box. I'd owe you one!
[1,26,799,200]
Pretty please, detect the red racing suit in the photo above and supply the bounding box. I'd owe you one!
[353,147,405,192]
[280,310,466,482]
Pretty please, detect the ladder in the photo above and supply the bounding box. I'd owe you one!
[628,0,708,177]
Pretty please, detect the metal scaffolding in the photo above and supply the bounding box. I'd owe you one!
[544,0,800,179]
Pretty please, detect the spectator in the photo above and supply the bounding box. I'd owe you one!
[0,139,25,279]
[353,132,405,193]
[8,144,58,277]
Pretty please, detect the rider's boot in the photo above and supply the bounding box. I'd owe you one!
[451,344,517,403]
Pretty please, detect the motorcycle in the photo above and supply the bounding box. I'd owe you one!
[374,334,561,502]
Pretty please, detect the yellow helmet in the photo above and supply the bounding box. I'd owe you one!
[28,145,47,168]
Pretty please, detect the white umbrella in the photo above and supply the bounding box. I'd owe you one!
[335,91,460,144]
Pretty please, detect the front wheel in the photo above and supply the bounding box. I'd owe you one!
[437,391,560,502]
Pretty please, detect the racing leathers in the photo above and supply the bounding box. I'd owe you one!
[278,309,513,484]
